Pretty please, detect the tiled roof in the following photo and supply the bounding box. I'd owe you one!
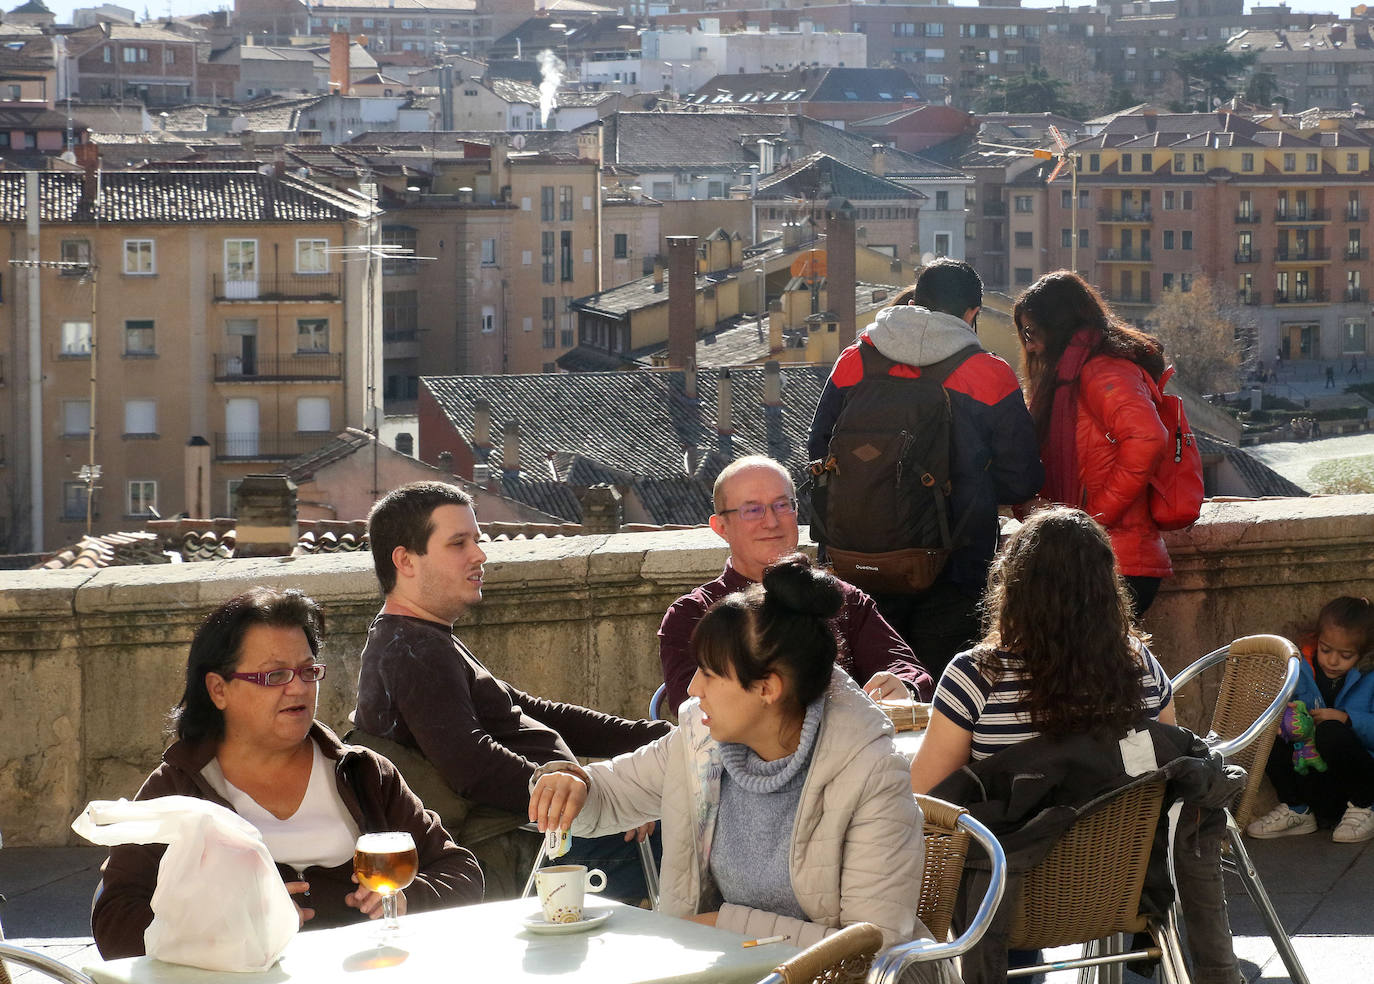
[281,428,375,483]
[305,0,478,10]
[35,531,168,570]
[690,67,920,106]
[0,168,372,223]
[757,152,925,201]
[1197,434,1310,498]
[487,77,540,105]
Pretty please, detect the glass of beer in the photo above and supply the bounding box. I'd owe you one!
[354,831,419,939]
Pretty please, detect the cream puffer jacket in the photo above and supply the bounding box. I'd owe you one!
[536,668,925,948]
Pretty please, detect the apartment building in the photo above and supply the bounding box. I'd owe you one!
[235,0,534,58]
[1228,24,1374,112]
[61,21,215,105]
[0,161,378,552]
[1041,108,1374,366]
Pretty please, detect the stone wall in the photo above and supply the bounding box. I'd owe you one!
[2,498,1372,846]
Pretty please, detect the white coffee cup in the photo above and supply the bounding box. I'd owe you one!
[534,863,607,924]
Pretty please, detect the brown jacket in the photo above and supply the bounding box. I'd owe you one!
[92,722,483,959]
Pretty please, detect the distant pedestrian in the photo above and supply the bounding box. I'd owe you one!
[1326,365,1336,388]
[1350,356,1363,376]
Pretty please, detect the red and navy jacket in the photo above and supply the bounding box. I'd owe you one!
[807,307,1043,594]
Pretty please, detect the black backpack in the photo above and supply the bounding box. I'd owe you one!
[805,342,979,595]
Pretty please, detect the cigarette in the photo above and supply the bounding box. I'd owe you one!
[742,935,789,948]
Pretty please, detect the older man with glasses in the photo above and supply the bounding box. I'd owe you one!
[656,455,933,717]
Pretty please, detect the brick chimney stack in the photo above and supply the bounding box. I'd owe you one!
[329,31,351,95]
[715,368,734,456]
[75,142,100,205]
[234,475,299,558]
[666,235,698,369]
[826,197,857,348]
[501,420,522,478]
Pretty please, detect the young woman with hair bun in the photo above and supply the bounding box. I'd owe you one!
[530,554,933,952]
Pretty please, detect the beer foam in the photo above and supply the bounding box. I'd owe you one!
[356,831,415,852]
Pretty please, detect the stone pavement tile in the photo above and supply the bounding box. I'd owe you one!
[0,848,106,939]
[0,849,106,899]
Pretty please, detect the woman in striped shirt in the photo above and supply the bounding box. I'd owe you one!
[910,506,1175,794]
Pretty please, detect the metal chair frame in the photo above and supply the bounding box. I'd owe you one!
[867,808,1007,984]
[0,943,96,984]
[649,682,668,721]
[1171,635,1309,984]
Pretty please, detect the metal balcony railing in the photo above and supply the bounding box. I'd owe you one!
[1099,247,1153,261]
[214,353,342,380]
[214,431,335,460]
[1273,208,1329,222]
[1236,289,1262,305]
[1274,247,1331,261]
[1345,288,1367,302]
[211,273,342,302]
[1234,210,1262,223]
[1112,289,1153,304]
[1235,250,1261,263]
[1098,208,1152,222]
[1345,247,1369,261]
[1274,289,1330,303]
[982,201,1007,217]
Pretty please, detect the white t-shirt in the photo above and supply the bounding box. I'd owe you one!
[202,742,359,873]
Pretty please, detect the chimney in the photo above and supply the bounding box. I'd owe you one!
[75,142,100,203]
[757,138,775,175]
[272,146,286,178]
[472,397,493,454]
[501,420,522,478]
[578,483,623,534]
[826,197,857,348]
[762,359,782,407]
[716,368,734,456]
[233,475,299,557]
[329,31,351,95]
[183,436,211,519]
[652,254,664,291]
[1142,107,1157,132]
[667,235,698,369]
[871,143,887,177]
[684,355,698,400]
[437,450,454,474]
[575,128,601,164]
[489,134,510,185]
[768,301,783,353]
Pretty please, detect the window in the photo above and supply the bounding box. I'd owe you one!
[1162,272,1174,291]
[1121,154,1132,173]
[1183,191,1193,210]
[1061,189,1073,208]
[60,320,91,356]
[926,22,944,36]
[60,239,90,274]
[124,400,156,436]
[1241,153,1254,172]
[1014,267,1033,286]
[62,482,92,521]
[560,230,573,282]
[1190,154,1203,172]
[1173,153,1185,172]
[541,297,556,349]
[481,305,496,334]
[1141,153,1152,172]
[481,237,497,265]
[224,238,257,289]
[381,226,417,275]
[1182,230,1193,250]
[1014,230,1033,248]
[541,185,555,222]
[1014,195,1033,213]
[122,46,149,63]
[1163,190,1175,210]
[123,239,155,275]
[1344,319,1368,354]
[1180,273,1193,292]
[934,232,951,257]
[1089,153,1100,172]
[61,399,90,437]
[935,191,949,211]
[1305,153,1319,172]
[296,397,330,433]
[1284,153,1296,171]
[1079,229,1088,247]
[124,319,154,355]
[383,290,418,341]
[102,46,112,62]
[559,185,573,221]
[295,239,328,274]
[541,231,555,284]
[297,318,329,353]
[127,480,157,518]
[613,233,628,259]
[1062,228,1073,248]
[1164,230,1175,250]
[1348,153,1360,172]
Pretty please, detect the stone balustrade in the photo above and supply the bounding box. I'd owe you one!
[2,496,1372,846]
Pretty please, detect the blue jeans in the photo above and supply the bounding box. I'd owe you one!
[562,827,663,905]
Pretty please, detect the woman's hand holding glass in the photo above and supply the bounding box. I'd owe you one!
[529,771,589,834]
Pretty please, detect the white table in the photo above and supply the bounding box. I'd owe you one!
[893,728,925,764]
[83,897,802,984]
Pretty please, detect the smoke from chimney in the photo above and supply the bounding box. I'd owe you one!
[537,50,564,127]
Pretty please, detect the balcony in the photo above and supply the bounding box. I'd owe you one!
[1346,208,1369,222]
[214,431,336,460]
[214,353,343,381]
[1236,289,1262,305]
[983,240,1007,254]
[1273,289,1330,304]
[1111,289,1153,304]
[1345,247,1369,261]
[1273,208,1329,224]
[211,273,342,302]
[1345,288,1368,302]
[982,201,1007,217]
[1098,247,1153,262]
[1098,208,1153,223]
[1234,250,1261,264]
[1234,210,1262,223]
[1273,247,1331,263]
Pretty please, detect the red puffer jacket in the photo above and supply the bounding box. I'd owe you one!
[1075,354,1172,577]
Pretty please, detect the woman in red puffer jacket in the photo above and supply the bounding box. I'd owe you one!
[1013,271,1171,615]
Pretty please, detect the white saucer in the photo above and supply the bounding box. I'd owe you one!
[522,907,612,935]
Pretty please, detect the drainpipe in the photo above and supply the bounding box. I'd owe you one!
[26,169,42,549]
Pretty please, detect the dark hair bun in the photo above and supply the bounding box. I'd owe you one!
[761,553,843,620]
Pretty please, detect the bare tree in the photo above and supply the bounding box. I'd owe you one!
[1148,276,1253,394]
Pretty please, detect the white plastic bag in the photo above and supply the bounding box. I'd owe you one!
[73,796,298,971]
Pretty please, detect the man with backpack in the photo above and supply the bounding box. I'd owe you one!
[806,260,1043,676]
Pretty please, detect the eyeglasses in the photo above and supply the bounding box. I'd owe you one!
[1019,324,1040,345]
[225,663,327,687]
[717,497,798,522]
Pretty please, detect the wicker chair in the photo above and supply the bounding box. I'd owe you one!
[755,922,885,984]
[1003,776,1192,984]
[0,943,95,984]
[1171,633,1309,984]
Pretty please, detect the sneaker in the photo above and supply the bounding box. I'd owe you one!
[1332,803,1374,843]
[1246,803,1317,839]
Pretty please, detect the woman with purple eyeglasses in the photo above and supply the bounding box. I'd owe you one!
[92,587,483,958]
